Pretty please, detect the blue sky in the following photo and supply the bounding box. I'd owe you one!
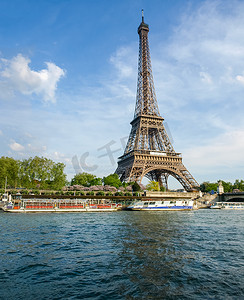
[1,0,244,188]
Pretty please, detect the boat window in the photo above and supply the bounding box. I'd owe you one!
[149,202,155,205]
[143,202,148,206]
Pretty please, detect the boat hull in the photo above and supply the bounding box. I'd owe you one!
[3,207,119,213]
[128,200,195,211]
[131,207,193,211]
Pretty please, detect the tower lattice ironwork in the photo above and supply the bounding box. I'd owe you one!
[115,11,199,191]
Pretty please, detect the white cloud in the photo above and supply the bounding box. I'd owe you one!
[27,143,47,152]
[184,127,244,183]
[9,141,25,151]
[110,46,137,79]
[154,0,244,110]
[186,129,244,166]
[149,1,244,129]
[52,151,71,164]
[108,45,137,107]
[236,75,244,84]
[0,54,65,102]
[0,129,3,136]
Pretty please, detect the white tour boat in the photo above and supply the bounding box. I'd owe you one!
[128,199,195,211]
[2,197,122,213]
[211,202,244,209]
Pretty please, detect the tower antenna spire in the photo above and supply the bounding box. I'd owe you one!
[142,9,144,23]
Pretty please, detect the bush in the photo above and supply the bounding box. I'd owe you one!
[106,192,113,196]
[96,191,105,196]
[115,192,123,196]
[133,192,140,196]
[21,189,29,195]
[9,189,17,195]
[103,174,122,189]
[66,191,75,196]
[87,191,94,196]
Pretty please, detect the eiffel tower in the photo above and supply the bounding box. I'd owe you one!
[115,11,199,191]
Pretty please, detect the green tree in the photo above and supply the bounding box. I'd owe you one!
[71,172,97,187]
[132,182,141,192]
[49,162,66,190]
[220,180,233,193]
[122,181,133,188]
[160,186,166,192]
[200,182,218,193]
[233,179,244,191]
[0,157,19,188]
[103,174,122,189]
[146,181,160,191]
[19,156,66,190]
[90,177,103,186]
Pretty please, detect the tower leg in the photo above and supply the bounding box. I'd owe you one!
[155,171,163,188]
[161,173,169,191]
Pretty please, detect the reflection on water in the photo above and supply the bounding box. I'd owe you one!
[0,210,243,299]
[116,212,196,298]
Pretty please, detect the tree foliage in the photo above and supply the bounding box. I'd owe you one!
[71,172,102,187]
[122,181,133,188]
[19,156,66,190]
[0,156,66,190]
[200,180,244,193]
[233,179,244,191]
[200,182,218,193]
[221,181,234,193]
[90,177,103,186]
[0,157,19,188]
[160,186,166,192]
[103,174,122,189]
[146,181,160,191]
[132,182,141,192]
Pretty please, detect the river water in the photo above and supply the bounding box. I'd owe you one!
[0,210,243,299]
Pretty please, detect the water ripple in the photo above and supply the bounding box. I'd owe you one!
[0,210,243,299]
